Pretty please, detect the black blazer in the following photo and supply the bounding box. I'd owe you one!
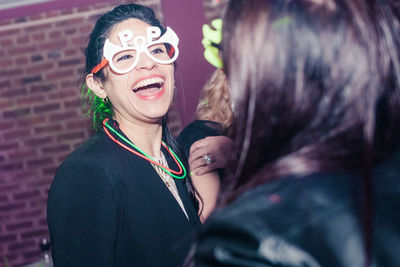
[47,129,201,267]
[177,120,223,158]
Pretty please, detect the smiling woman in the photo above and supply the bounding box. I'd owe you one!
[46,3,202,267]
[87,18,177,127]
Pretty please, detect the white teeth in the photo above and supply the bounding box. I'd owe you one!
[133,77,164,91]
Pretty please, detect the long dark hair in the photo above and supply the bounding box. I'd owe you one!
[220,0,400,263]
[221,0,400,203]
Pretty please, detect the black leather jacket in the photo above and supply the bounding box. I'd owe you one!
[190,151,400,266]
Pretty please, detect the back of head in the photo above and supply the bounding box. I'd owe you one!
[220,0,400,202]
[196,68,233,133]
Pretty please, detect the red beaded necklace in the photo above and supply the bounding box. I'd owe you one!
[102,118,186,179]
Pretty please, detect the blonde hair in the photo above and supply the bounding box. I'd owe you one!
[196,69,233,133]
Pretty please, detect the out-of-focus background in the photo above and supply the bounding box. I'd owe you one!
[0,0,227,266]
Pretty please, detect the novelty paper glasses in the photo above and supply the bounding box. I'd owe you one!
[91,26,179,74]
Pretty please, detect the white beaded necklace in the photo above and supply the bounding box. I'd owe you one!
[152,153,189,220]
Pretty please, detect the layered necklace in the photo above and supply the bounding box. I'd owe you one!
[151,154,188,219]
[102,118,187,179]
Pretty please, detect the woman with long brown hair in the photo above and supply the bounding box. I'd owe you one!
[191,0,400,265]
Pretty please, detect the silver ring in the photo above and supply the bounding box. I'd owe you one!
[203,153,212,165]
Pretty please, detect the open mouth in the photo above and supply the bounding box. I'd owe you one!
[133,77,165,93]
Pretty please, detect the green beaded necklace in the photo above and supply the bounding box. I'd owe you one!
[103,119,186,179]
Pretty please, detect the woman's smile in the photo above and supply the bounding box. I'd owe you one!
[132,74,166,100]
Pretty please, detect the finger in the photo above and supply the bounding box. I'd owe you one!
[189,147,207,164]
[190,147,210,163]
[195,165,214,176]
[189,157,207,170]
[190,139,208,154]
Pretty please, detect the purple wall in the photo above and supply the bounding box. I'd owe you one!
[0,0,116,20]
[161,0,214,127]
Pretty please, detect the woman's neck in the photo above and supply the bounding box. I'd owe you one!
[114,114,163,158]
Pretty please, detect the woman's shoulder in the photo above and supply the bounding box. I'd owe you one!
[198,162,400,266]
[178,120,222,140]
[217,173,354,216]
[181,120,222,135]
[177,120,223,154]
[220,150,400,223]
[64,131,109,160]
[61,130,128,168]
[196,174,365,266]
[204,172,362,247]
[53,129,157,185]
[53,131,119,182]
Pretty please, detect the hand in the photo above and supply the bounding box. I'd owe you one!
[189,136,233,176]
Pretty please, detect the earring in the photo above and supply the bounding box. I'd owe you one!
[103,97,109,104]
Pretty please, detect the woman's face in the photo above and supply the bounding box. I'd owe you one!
[102,18,175,126]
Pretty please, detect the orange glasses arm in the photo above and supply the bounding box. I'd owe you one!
[90,59,109,74]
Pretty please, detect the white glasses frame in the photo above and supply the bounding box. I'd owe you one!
[103,26,179,74]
